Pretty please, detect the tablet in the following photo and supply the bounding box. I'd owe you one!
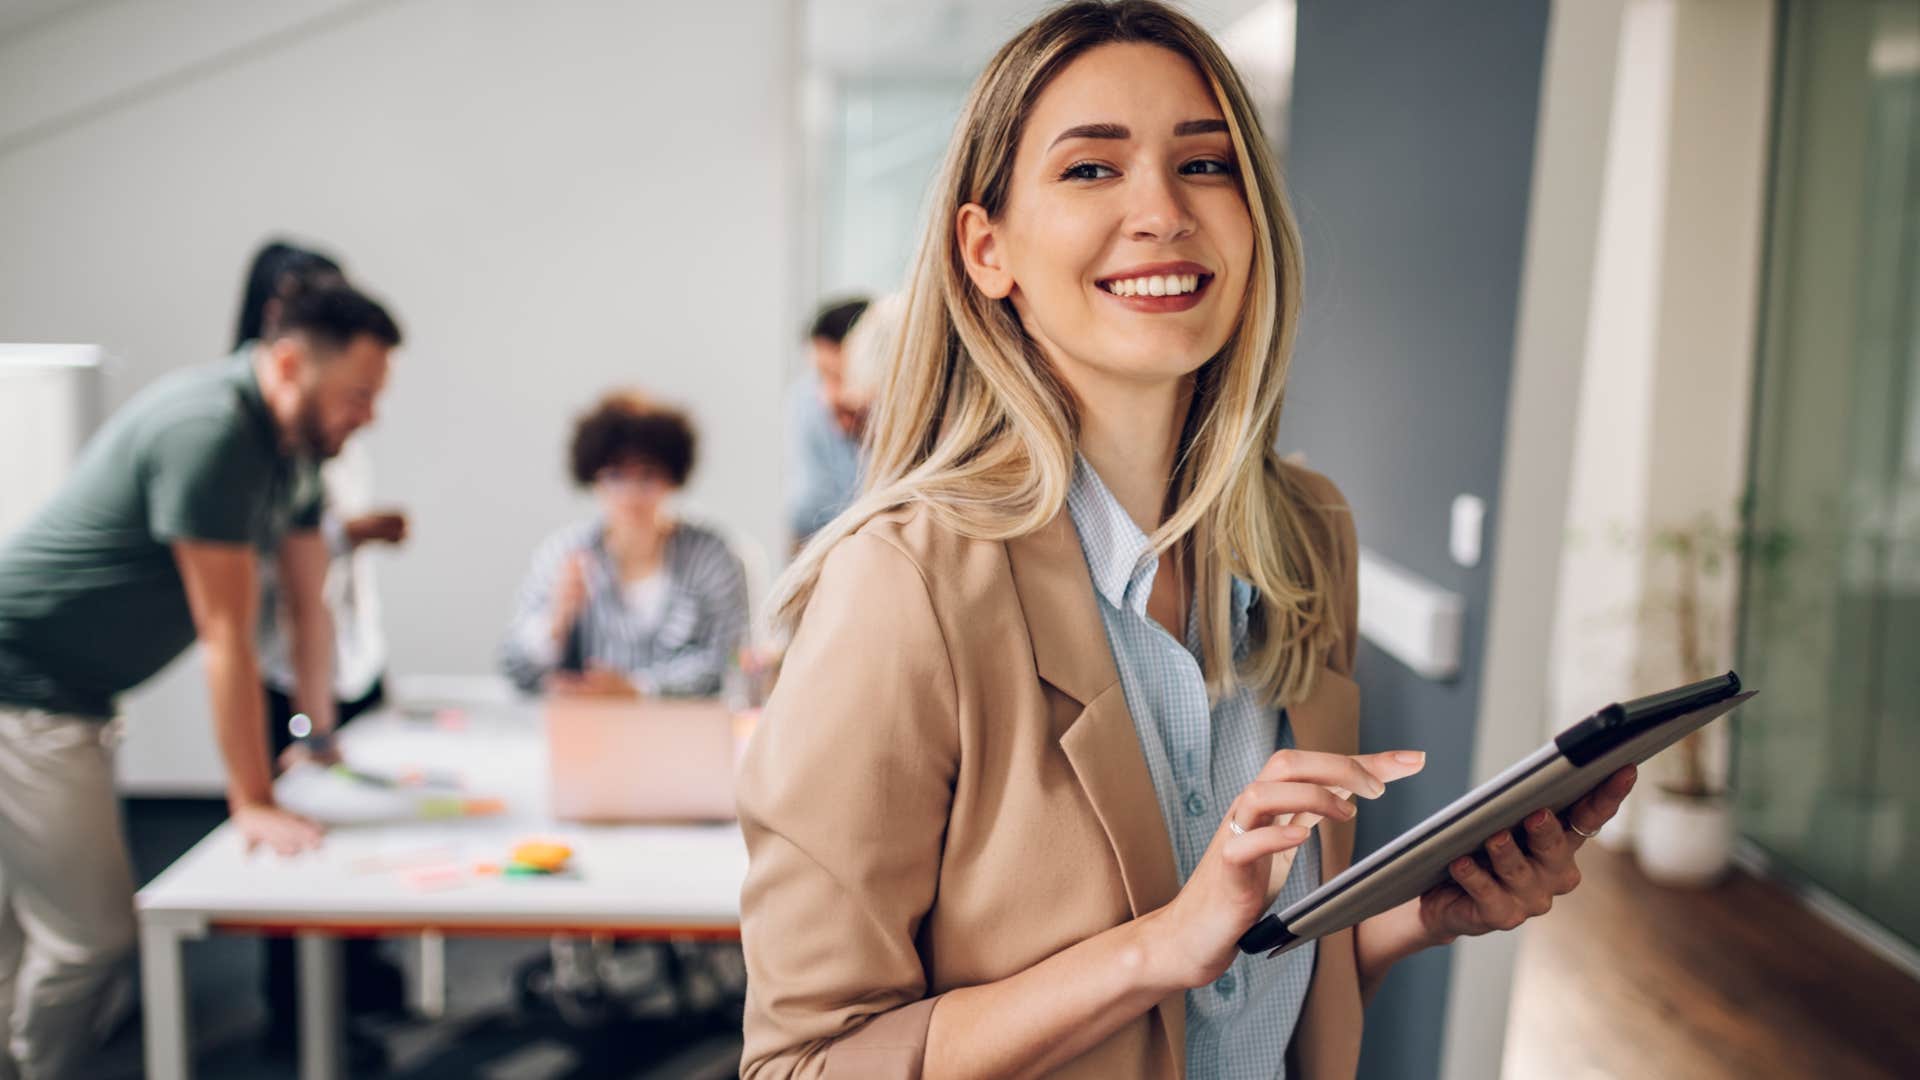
[1238,671,1754,957]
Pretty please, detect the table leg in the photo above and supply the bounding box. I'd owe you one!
[416,930,446,1019]
[295,932,342,1080]
[138,919,189,1080]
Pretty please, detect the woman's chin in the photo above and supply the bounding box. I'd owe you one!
[1095,342,1219,383]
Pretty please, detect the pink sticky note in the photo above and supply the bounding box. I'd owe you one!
[401,862,466,891]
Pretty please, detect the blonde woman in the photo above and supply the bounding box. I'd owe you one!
[737,2,1635,1076]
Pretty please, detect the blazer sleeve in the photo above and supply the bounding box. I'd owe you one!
[736,531,961,1079]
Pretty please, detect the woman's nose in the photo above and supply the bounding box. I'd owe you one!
[1124,170,1197,243]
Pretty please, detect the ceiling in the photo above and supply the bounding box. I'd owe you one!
[804,0,1280,78]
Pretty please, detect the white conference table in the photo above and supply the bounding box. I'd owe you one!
[135,691,748,1080]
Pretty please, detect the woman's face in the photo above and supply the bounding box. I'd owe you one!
[960,42,1254,394]
[595,458,675,528]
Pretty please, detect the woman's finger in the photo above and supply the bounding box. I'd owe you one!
[1228,781,1356,833]
[1253,748,1379,794]
[1356,749,1428,787]
[1484,832,1547,914]
[1521,808,1573,870]
[1449,857,1524,930]
[1221,822,1312,866]
[1566,764,1638,842]
[1255,748,1424,801]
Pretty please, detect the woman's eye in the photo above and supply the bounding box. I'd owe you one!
[1060,161,1118,181]
[1182,158,1236,176]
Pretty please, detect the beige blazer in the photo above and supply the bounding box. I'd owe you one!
[738,466,1364,1079]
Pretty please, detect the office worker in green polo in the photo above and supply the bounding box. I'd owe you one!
[0,282,400,1079]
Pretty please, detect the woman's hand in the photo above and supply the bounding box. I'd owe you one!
[1140,748,1428,990]
[549,551,590,643]
[1418,764,1637,943]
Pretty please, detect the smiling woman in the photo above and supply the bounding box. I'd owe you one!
[737,3,1632,1078]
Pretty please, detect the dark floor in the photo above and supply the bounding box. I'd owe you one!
[89,798,742,1079]
[1505,843,1920,1079]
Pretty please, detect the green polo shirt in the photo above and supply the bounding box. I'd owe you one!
[0,352,323,719]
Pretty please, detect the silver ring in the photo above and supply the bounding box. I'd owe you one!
[1570,821,1599,839]
[1227,819,1246,837]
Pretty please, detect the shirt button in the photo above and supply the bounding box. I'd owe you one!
[1184,792,1205,817]
[1217,971,1237,997]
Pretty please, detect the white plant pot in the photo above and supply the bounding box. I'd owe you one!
[1635,790,1733,887]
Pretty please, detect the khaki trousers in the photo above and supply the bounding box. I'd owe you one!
[0,708,136,1080]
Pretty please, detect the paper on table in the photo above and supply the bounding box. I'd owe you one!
[274,763,501,825]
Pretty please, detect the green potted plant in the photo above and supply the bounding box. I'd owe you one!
[1631,510,1792,886]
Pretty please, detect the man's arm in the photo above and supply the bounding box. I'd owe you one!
[277,530,337,745]
[173,539,324,855]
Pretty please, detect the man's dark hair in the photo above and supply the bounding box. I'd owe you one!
[270,281,403,352]
[234,240,344,350]
[569,392,697,488]
[808,297,871,345]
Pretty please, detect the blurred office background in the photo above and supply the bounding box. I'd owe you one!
[0,0,1915,1077]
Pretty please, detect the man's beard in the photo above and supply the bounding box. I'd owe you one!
[297,403,343,460]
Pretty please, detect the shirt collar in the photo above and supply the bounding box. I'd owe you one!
[1067,454,1259,646]
[1066,456,1160,617]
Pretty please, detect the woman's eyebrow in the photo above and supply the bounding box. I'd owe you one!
[1049,122,1129,149]
[1048,118,1230,150]
[1174,118,1229,137]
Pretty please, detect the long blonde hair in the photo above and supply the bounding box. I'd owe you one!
[772,0,1344,707]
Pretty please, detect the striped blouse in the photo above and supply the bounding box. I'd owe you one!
[499,518,749,697]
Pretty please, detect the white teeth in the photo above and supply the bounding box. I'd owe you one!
[1104,273,1205,298]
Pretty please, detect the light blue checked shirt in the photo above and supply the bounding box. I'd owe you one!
[1067,458,1319,1079]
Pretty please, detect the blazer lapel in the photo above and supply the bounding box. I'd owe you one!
[1006,511,1186,1071]
[1286,665,1362,877]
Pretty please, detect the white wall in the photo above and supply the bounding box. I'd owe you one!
[1548,0,1774,784]
[0,348,101,538]
[1545,0,1677,736]
[1445,1,1775,1076]
[0,0,798,792]
[1439,2,1631,1076]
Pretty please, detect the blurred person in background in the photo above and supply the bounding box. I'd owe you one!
[0,282,400,1078]
[839,293,906,418]
[785,297,869,548]
[235,241,413,1052]
[501,392,749,698]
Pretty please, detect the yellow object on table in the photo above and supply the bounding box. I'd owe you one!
[510,841,572,873]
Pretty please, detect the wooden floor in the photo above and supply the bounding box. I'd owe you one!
[1503,844,1920,1079]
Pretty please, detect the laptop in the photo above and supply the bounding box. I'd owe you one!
[545,695,741,823]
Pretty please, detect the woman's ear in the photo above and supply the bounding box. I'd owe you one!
[956,203,1013,300]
